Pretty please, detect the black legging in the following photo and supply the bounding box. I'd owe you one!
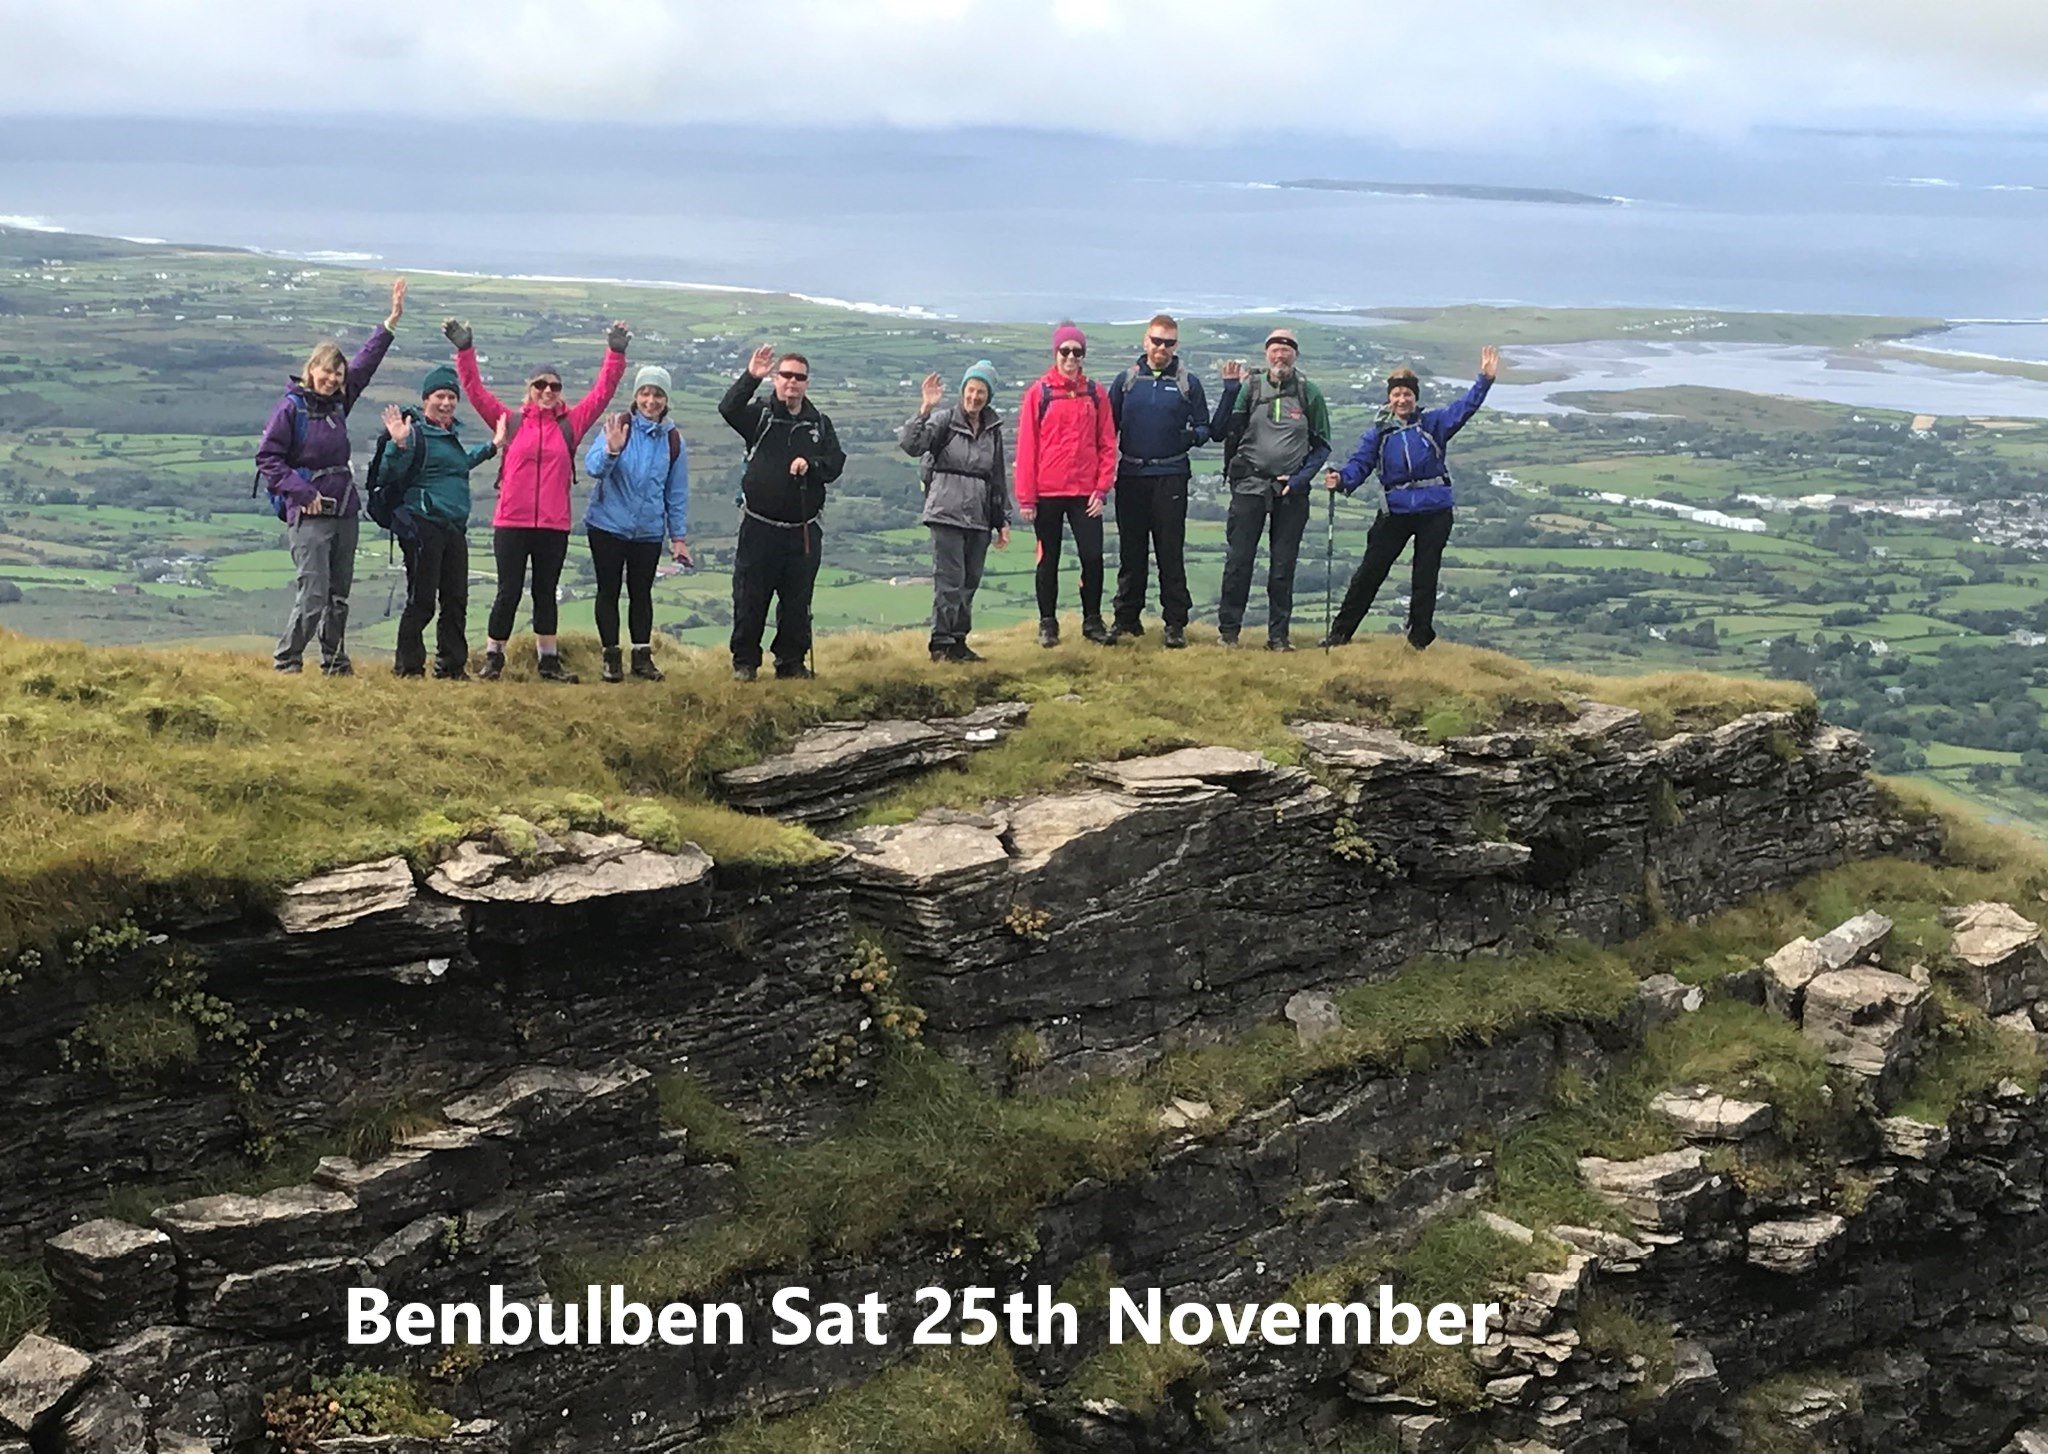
[488,526,569,640]
[587,527,662,650]
[1032,495,1104,621]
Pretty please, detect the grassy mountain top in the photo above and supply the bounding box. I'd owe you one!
[0,625,1809,960]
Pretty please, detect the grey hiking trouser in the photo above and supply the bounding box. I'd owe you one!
[275,514,359,671]
[929,524,991,650]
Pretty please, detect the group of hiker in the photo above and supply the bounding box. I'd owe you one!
[254,279,1499,682]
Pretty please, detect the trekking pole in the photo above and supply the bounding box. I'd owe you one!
[1323,485,1336,654]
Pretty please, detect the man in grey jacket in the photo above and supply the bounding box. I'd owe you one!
[901,360,1011,662]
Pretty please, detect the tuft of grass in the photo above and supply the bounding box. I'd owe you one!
[702,1348,1035,1454]
[65,998,201,1076]
[1576,1291,1677,1413]
[1064,1335,1208,1418]
[0,1258,52,1349]
[656,1073,755,1163]
[343,1092,447,1163]
[1893,984,2043,1125]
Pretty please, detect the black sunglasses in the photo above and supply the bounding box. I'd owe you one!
[1056,345,1086,358]
[529,379,563,393]
[1146,336,1178,349]
[776,370,809,382]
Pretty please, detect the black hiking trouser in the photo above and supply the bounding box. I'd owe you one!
[587,527,663,651]
[488,526,569,641]
[396,518,468,674]
[1031,495,1104,622]
[1331,507,1455,649]
[1217,484,1311,642]
[1111,471,1191,630]
[730,514,822,670]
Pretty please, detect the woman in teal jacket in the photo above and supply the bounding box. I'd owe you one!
[380,365,507,678]
[583,365,692,682]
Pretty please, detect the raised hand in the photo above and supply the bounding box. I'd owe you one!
[492,414,510,451]
[1480,345,1499,381]
[602,411,631,454]
[384,277,407,331]
[748,343,776,379]
[1218,359,1246,383]
[382,403,410,447]
[920,372,945,413]
[606,320,631,354]
[442,317,473,351]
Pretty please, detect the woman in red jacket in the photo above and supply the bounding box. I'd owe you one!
[442,316,630,682]
[1015,322,1118,646]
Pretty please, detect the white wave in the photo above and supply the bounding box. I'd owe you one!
[1986,184,2040,193]
[1886,176,1962,188]
[117,235,167,245]
[0,214,67,233]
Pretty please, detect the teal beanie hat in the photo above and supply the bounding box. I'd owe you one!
[961,360,998,395]
[421,363,460,398]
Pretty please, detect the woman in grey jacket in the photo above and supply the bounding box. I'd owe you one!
[901,360,1011,662]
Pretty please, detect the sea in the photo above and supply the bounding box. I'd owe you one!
[7,115,2048,412]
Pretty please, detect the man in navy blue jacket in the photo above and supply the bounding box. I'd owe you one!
[1321,346,1499,650]
[1106,314,1214,648]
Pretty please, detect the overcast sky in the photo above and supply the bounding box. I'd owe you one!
[4,0,2045,146]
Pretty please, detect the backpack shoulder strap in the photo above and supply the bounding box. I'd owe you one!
[744,406,776,463]
[1034,383,1054,429]
[668,428,682,467]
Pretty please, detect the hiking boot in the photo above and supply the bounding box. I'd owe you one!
[732,663,758,682]
[432,662,469,681]
[946,642,986,663]
[274,660,303,675]
[536,653,579,684]
[322,660,354,677]
[392,662,426,679]
[1038,617,1060,648]
[1315,633,1351,649]
[1216,631,1240,649]
[630,647,665,681]
[601,647,625,684]
[1082,616,1114,646]
[1162,624,1187,649]
[1265,638,1295,653]
[479,650,505,681]
[1109,617,1144,643]
[775,660,815,680]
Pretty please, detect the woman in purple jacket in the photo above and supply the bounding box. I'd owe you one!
[255,277,405,675]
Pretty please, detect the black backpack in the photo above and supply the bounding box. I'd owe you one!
[363,408,431,541]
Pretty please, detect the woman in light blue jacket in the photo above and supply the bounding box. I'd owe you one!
[584,365,692,682]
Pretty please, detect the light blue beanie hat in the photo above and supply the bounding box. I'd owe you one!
[961,360,999,395]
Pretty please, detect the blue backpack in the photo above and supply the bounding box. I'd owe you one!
[250,395,310,521]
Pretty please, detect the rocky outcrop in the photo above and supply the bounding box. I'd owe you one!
[844,705,1906,1088]
[715,702,1030,822]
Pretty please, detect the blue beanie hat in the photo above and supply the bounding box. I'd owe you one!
[961,360,998,395]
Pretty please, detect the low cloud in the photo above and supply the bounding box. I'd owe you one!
[2,0,2044,141]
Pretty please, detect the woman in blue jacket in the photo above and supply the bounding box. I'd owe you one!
[583,365,692,682]
[1320,346,1497,650]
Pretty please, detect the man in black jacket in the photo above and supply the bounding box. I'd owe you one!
[720,344,847,681]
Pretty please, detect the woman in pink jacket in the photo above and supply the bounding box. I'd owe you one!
[1015,322,1118,647]
[442,316,630,682]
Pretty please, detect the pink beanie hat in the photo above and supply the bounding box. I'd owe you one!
[1052,323,1087,353]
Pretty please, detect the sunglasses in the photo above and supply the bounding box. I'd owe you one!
[529,379,563,393]
[1146,336,1178,349]
[1056,345,1086,358]
[776,370,809,382]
